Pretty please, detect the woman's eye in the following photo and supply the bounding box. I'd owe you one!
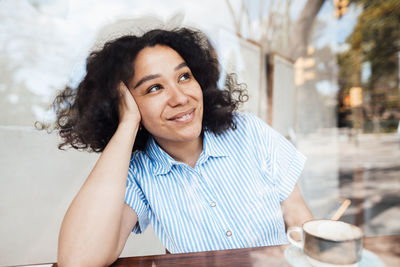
[179,72,191,82]
[147,84,162,93]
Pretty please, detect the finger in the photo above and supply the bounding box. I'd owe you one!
[118,81,128,96]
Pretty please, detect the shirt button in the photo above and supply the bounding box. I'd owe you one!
[210,201,216,207]
[226,230,232,237]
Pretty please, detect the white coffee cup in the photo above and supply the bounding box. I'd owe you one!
[287,219,363,266]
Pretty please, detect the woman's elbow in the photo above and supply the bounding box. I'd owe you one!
[57,247,118,267]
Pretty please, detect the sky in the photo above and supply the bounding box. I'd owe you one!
[314,0,362,51]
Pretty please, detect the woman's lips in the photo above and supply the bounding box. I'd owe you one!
[169,109,195,122]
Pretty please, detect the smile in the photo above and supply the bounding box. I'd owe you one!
[169,109,195,123]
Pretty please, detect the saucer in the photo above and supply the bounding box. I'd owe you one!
[284,245,385,267]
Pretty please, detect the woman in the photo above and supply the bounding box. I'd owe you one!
[55,28,312,266]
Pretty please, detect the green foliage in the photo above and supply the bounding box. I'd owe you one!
[337,0,400,132]
[346,0,400,87]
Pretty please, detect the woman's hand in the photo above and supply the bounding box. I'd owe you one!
[118,82,141,126]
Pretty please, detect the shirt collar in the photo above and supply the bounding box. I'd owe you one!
[202,129,229,158]
[145,136,176,175]
[145,129,230,176]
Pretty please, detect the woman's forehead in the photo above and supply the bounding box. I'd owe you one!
[136,45,186,67]
[130,45,188,86]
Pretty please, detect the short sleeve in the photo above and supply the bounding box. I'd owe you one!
[244,113,306,202]
[273,129,306,201]
[124,164,150,234]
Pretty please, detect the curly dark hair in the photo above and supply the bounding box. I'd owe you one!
[52,27,248,152]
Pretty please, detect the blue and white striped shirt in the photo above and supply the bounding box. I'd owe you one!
[125,112,306,253]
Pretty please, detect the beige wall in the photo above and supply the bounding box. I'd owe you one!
[0,127,164,266]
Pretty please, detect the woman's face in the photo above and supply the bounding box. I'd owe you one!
[129,45,203,149]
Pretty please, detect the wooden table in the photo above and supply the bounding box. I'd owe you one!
[109,235,400,267]
[32,235,399,267]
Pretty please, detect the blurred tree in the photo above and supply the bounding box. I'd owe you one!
[337,0,400,132]
[349,0,400,89]
[285,0,326,60]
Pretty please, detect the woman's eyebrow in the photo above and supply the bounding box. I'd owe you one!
[134,74,161,89]
[133,62,188,89]
[174,62,187,71]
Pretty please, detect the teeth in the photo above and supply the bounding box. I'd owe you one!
[174,112,192,121]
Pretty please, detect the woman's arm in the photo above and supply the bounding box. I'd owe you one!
[281,184,313,229]
[58,83,140,267]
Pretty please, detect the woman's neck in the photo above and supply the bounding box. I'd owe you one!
[155,136,203,168]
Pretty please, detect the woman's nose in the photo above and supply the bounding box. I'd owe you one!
[168,84,189,106]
